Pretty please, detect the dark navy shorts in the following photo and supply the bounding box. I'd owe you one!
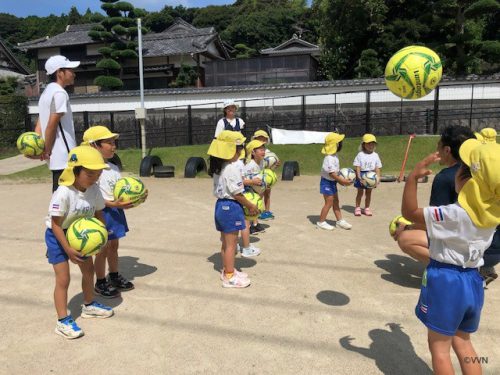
[214,199,246,233]
[320,177,338,195]
[415,259,484,336]
[354,171,370,189]
[103,207,129,240]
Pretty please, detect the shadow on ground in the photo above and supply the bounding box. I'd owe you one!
[68,256,157,318]
[341,205,357,214]
[207,252,257,275]
[316,290,350,306]
[340,323,432,374]
[374,254,425,289]
[306,215,335,226]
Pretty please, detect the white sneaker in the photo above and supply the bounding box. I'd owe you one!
[241,245,261,258]
[81,301,114,319]
[55,316,84,339]
[316,221,334,230]
[220,269,249,281]
[222,273,251,288]
[336,219,352,230]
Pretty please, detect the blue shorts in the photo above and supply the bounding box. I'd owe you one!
[45,228,69,265]
[103,207,128,240]
[415,260,484,336]
[320,177,338,195]
[354,171,370,189]
[214,199,246,233]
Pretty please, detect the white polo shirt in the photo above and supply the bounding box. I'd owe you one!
[213,161,245,199]
[38,82,76,170]
[46,184,105,229]
[424,204,496,268]
[320,155,339,181]
[243,159,262,180]
[353,151,382,172]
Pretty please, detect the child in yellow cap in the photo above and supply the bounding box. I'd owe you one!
[401,140,500,374]
[45,146,114,339]
[252,129,280,220]
[353,133,382,216]
[82,125,142,298]
[317,132,353,230]
[208,130,258,287]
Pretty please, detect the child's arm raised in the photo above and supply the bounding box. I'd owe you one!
[51,217,85,264]
[402,152,440,225]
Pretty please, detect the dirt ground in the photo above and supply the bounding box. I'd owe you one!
[0,176,499,375]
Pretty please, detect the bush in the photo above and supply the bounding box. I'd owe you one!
[94,75,124,90]
[0,95,28,147]
[96,58,121,70]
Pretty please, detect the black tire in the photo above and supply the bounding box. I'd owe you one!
[184,157,207,178]
[282,161,300,181]
[380,174,397,183]
[139,155,163,177]
[154,165,175,178]
[108,154,123,171]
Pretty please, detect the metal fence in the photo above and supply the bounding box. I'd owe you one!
[2,82,499,149]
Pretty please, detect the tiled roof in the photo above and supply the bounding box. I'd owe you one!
[18,19,228,58]
[0,38,30,74]
[261,35,320,56]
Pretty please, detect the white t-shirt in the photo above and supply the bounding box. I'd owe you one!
[46,184,105,229]
[320,155,339,181]
[214,117,245,137]
[97,162,121,201]
[38,82,77,170]
[234,159,245,177]
[424,204,496,268]
[353,151,382,172]
[213,161,245,199]
[243,159,262,180]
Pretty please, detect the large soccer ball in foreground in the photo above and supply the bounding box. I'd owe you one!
[385,46,442,100]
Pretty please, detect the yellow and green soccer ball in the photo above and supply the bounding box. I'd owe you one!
[66,217,108,256]
[113,177,146,206]
[260,168,278,188]
[385,45,442,100]
[389,215,413,236]
[243,190,264,220]
[16,132,45,157]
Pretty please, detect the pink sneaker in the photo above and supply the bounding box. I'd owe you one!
[222,273,251,288]
[220,269,248,281]
[363,207,373,216]
[354,207,362,216]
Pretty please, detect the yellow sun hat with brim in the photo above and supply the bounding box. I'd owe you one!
[321,132,345,155]
[252,130,270,141]
[458,139,500,228]
[480,127,497,143]
[362,133,377,143]
[59,146,109,186]
[474,132,484,142]
[245,139,266,160]
[207,130,246,160]
[239,148,246,160]
[81,125,119,145]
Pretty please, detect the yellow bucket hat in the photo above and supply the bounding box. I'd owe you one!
[59,146,109,186]
[362,133,377,143]
[207,130,246,159]
[458,139,500,228]
[321,132,345,155]
[245,139,266,160]
[479,127,497,143]
[252,130,270,141]
[82,125,119,145]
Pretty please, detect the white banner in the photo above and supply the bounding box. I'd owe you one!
[271,128,330,145]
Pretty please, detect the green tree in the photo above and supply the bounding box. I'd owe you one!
[170,64,198,88]
[234,43,257,58]
[89,0,148,90]
[354,49,383,78]
[67,6,82,25]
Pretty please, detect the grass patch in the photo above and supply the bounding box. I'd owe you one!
[0,147,19,160]
[0,135,442,181]
[117,135,440,177]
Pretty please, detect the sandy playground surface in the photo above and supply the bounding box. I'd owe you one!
[0,176,499,375]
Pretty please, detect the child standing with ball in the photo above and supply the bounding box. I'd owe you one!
[82,126,140,298]
[252,130,280,220]
[46,146,114,339]
[317,132,353,231]
[402,140,499,374]
[208,130,258,287]
[353,134,382,216]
